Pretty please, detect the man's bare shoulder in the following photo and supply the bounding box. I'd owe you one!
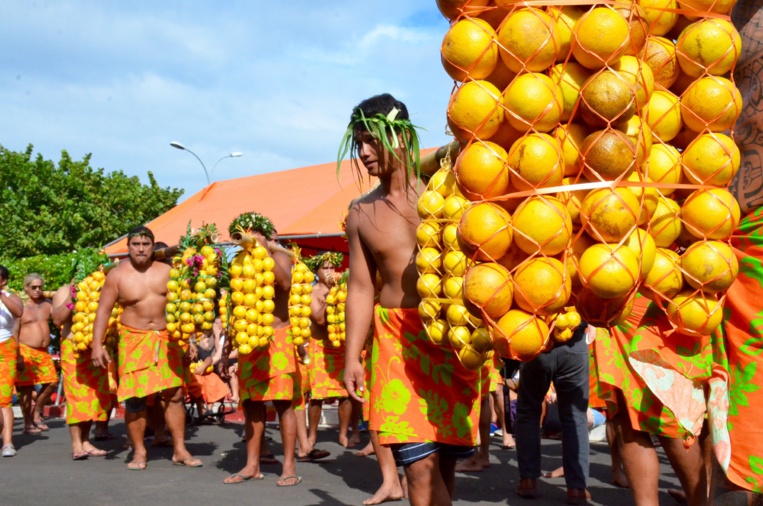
[349,185,384,210]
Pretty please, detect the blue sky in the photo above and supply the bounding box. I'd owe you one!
[1,1,454,200]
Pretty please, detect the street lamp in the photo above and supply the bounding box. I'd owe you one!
[169,141,243,186]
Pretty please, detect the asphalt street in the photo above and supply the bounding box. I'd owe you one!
[0,414,683,506]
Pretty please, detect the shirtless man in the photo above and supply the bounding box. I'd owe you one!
[91,226,200,470]
[15,273,58,435]
[343,93,480,506]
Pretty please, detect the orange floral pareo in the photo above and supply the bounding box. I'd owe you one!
[0,339,18,407]
[370,306,481,446]
[116,325,184,402]
[16,344,58,387]
[61,338,112,424]
[238,326,300,403]
[308,338,348,400]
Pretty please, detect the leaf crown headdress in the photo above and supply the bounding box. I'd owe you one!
[228,212,276,239]
[304,251,344,273]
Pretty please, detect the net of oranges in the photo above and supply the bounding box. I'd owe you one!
[288,260,315,346]
[71,269,121,358]
[228,237,277,356]
[326,272,348,348]
[436,0,742,352]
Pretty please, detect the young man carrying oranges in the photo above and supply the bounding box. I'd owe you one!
[342,93,480,506]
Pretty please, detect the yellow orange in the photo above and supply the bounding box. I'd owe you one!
[427,169,456,197]
[681,240,739,294]
[682,133,740,187]
[581,187,641,243]
[416,220,442,249]
[494,309,549,361]
[548,6,586,61]
[415,247,442,275]
[676,0,735,16]
[641,36,679,88]
[512,196,572,255]
[639,0,679,36]
[611,55,654,110]
[441,17,499,82]
[417,273,442,298]
[681,76,742,132]
[626,172,660,225]
[648,196,682,247]
[554,123,589,176]
[676,19,741,77]
[644,89,682,142]
[512,257,571,315]
[578,243,640,299]
[580,129,637,181]
[502,72,563,132]
[463,262,514,319]
[457,202,513,261]
[572,7,630,69]
[447,80,504,141]
[455,141,509,200]
[666,290,723,335]
[549,62,591,123]
[641,248,683,301]
[625,228,657,277]
[497,8,559,72]
[682,189,741,240]
[507,133,564,191]
[645,143,682,195]
[417,190,445,219]
[436,0,491,20]
[579,69,636,128]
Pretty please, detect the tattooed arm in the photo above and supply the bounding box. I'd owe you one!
[732,0,763,215]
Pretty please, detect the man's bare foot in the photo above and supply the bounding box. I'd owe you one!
[339,434,349,448]
[502,433,516,449]
[355,441,375,457]
[362,481,405,505]
[348,432,361,447]
[612,468,630,488]
[542,466,565,479]
[455,456,489,472]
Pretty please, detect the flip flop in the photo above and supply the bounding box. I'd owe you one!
[72,452,89,461]
[260,455,279,465]
[297,448,330,462]
[276,475,302,487]
[23,427,42,435]
[85,448,108,457]
[34,422,50,431]
[224,473,264,485]
[172,457,203,468]
[127,461,147,471]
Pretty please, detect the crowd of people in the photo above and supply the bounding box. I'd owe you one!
[2,1,763,501]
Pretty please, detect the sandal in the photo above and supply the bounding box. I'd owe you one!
[86,448,108,457]
[224,473,264,485]
[34,422,50,431]
[23,426,42,435]
[276,475,302,487]
[126,461,147,471]
[172,457,203,468]
[297,448,330,462]
[72,452,89,461]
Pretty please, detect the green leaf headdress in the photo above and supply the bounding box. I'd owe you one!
[304,251,344,273]
[228,212,276,239]
[70,248,110,284]
[336,105,422,182]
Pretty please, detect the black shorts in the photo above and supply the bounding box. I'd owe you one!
[390,442,474,467]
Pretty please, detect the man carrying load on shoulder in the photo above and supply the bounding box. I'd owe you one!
[91,226,200,471]
[342,93,480,506]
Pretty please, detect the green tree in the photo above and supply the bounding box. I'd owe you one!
[0,144,183,258]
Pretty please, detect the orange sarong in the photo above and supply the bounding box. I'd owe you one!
[593,295,712,440]
[116,325,184,402]
[370,306,481,446]
[588,342,606,410]
[186,370,230,405]
[708,207,763,493]
[294,358,309,411]
[16,343,57,387]
[308,338,348,400]
[61,338,112,424]
[0,339,18,407]
[238,326,299,403]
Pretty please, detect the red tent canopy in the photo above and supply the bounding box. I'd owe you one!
[104,149,436,258]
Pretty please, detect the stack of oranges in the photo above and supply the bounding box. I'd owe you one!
[326,276,348,347]
[435,0,742,355]
[288,261,314,346]
[71,270,121,357]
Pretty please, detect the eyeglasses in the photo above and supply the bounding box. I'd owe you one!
[28,285,43,290]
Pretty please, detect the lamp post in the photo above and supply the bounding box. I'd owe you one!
[170,141,243,186]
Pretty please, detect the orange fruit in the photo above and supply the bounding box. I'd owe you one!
[644,89,682,142]
[455,141,509,200]
[442,275,464,300]
[447,80,504,141]
[478,4,511,29]
[641,248,683,301]
[443,250,468,277]
[441,17,499,82]
[616,3,649,56]
[611,55,654,111]
[488,120,526,151]
[682,189,741,240]
[512,196,573,255]
[548,6,586,62]
[580,69,637,128]
[415,247,442,275]
[484,58,516,92]
[463,262,514,319]
[419,299,442,321]
[578,243,640,299]
[682,133,740,187]
[580,129,637,181]
[507,133,563,191]
[436,0,491,20]
[676,0,735,16]
[639,0,679,36]
[443,194,470,221]
[512,257,572,315]
[666,290,723,335]
[626,172,660,225]
[416,273,442,298]
[442,223,460,251]
[457,202,513,261]
[502,72,563,132]
[625,228,657,277]
[493,309,549,361]
[567,231,597,290]
[610,292,637,326]
[575,288,634,326]
[641,36,679,88]
[676,19,741,78]
[549,62,592,123]
[648,196,683,247]
[681,76,743,132]
[645,143,682,195]
[427,167,457,197]
[496,241,529,273]
[554,123,589,176]
[424,319,447,345]
[558,178,591,229]
[457,345,487,370]
[497,8,560,72]
[581,187,640,243]
[681,240,739,294]
[417,190,445,219]
[572,7,630,69]
[616,114,652,166]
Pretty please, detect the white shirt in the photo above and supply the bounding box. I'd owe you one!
[0,293,16,344]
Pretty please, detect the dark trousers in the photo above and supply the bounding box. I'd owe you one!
[515,328,590,490]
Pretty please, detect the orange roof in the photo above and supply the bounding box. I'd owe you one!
[104,149,436,257]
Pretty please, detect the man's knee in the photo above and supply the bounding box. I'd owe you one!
[124,397,147,413]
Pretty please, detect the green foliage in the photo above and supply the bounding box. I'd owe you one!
[0,144,183,258]
[229,212,275,239]
[0,251,90,293]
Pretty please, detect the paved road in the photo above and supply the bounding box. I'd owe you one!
[0,415,683,506]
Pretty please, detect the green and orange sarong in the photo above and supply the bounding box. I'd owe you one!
[16,343,58,387]
[588,341,606,410]
[593,295,712,441]
[308,338,348,400]
[370,306,481,446]
[708,207,763,492]
[61,338,112,424]
[294,357,309,411]
[186,370,230,405]
[238,326,300,403]
[116,325,184,402]
[0,339,18,407]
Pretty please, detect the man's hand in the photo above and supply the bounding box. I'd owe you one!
[91,345,111,369]
[344,360,366,403]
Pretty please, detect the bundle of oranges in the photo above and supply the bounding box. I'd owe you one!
[435,0,742,357]
[71,270,121,357]
[326,275,348,348]
[288,261,314,346]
